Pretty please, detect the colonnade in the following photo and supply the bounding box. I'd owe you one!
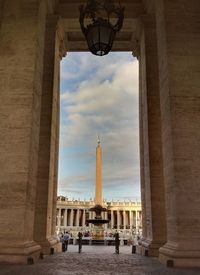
[56,207,142,232]
[57,209,86,227]
[110,210,141,230]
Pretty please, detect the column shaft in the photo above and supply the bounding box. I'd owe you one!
[64,209,68,228]
[58,209,61,228]
[105,212,108,230]
[155,0,200,267]
[70,209,74,227]
[111,211,114,229]
[129,211,133,230]
[76,209,80,227]
[117,211,120,229]
[33,15,62,254]
[0,0,47,263]
[82,210,86,227]
[123,211,126,230]
[135,211,138,233]
[89,212,92,228]
[139,15,167,256]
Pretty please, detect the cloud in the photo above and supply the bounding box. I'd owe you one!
[59,52,140,200]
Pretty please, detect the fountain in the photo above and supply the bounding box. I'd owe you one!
[87,204,109,241]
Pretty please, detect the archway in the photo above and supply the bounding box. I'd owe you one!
[0,0,200,268]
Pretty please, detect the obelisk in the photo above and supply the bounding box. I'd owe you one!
[87,137,108,241]
[95,136,102,205]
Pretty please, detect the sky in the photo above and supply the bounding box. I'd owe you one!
[58,52,140,201]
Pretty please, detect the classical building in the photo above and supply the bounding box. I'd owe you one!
[0,0,199,268]
[56,196,142,235]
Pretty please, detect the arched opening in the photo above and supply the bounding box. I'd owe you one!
[0,0,200,269]
[56,51,141,241]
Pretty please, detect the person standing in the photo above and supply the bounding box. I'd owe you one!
[63,231,70,252]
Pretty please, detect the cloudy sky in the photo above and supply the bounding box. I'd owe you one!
[58,52,140,201]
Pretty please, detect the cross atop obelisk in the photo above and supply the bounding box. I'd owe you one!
[95,136,102,205]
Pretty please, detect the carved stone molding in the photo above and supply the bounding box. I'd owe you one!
[56,18,67,59]
[131,19,142,59]
[132,36,140,59]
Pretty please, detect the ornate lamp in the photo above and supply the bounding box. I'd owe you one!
[79,0,124,56]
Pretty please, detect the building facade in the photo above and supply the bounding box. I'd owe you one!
[56,196,142,235]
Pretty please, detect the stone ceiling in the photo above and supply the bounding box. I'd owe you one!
[55,0,146,52]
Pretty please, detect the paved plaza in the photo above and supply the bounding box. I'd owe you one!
[0,246,200,275]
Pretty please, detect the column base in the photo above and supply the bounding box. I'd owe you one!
[37,236,61,255]
[141,238,166,257]
[159,241,200,267]
[0,240,41,264]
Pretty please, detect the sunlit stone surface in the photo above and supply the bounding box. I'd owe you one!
[0,0,199,267]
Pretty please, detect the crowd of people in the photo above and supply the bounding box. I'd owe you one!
[58,230,140,247]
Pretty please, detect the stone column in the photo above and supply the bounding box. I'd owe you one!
[111,211,114,229]
[82,210,86,227]
[49,20,66,243]
[89,211,92,228]
[64,209,68,228]
[123,211,126,230]
[70,209,74,227]
[33,14,66,255]
[57,209,61,228]
[0,0,49,263]
[117,211,120,230]
[138,36,148,249]
[105,212,108,230]
[155,0,200,267]
[76,209,80,227]
[129,211,133,231]
[138,15,167,256]
[135,211,138,233]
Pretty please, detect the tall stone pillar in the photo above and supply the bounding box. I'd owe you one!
[104,212,108,230]
[0,0,50,263]
[138,15,167,256]
[155,0,200,267]
[117,211,120,229]
[89,211,92,229]
[70,209,74,227]
[111,211,114,229]
[49,18,66,244]
[76,210,80,227]
[135,211,138,233]
[57,209,61,229]
[123,211,126,230]
[64,209,68,228]
[33,14,66,255]
[129,211,133,230]
[82,210,86,227]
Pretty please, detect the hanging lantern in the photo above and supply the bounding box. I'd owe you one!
[79,0,124,56]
